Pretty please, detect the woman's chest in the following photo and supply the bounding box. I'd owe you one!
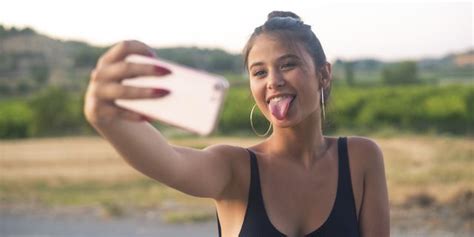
[256,158,341,235]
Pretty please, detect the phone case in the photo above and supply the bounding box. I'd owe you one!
[115,54,229,136]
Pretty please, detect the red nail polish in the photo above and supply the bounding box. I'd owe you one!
[147,50,157,58]
[140,115,154,122]
[154,66,171,75]
[152,88,170,96]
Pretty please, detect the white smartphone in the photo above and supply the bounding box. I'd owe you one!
[115,54,229,136]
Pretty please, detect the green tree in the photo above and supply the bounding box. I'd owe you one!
[16,81,32,94]
[0,24,6,38]
[382,61,418,85]
[344,61,355,86]
[30,64,50,86]
[0,101,33,138]
[73,47,106,67]
[28,87,82,136]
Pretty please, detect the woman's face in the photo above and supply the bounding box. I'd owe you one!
[247,34,323,128]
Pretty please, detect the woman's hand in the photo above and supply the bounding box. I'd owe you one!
[84,40,171,126]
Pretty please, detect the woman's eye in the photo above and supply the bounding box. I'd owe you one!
[281,62,296,69]
[253,70,267,77]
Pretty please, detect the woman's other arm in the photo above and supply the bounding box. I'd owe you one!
[355,138,390,237]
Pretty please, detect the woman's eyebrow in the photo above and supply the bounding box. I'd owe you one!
[278,54,300,62]
[249,61,264,70]
[249,54,300,70]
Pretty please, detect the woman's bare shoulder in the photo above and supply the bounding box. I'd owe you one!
[204,143,253,170]
[204,143,249,157]
[204,143,256,200]
[346,136,385,173]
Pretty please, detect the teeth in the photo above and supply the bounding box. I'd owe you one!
[268,95,292,103]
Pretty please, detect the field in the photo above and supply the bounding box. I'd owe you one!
[0,135,473,234]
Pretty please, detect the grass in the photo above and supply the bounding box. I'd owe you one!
[381,135,474,204]
[0,135,473,224]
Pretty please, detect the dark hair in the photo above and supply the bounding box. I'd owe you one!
[243,11,331,108]
[243,11,327,69]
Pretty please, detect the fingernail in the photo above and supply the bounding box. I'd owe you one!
[147,49,157,58]
[154,65,171,75]
[151,88,170,96]
[140,115,154,122]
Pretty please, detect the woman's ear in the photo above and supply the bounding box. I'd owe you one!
[320,62,332,89]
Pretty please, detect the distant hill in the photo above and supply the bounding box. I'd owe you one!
[0,24,472,96]
[332,50,473,85]
[0,24,243,96]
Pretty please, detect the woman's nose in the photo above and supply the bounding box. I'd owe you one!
[267,71,285,89]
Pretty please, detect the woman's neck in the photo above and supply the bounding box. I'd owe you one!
[266,111,329,168]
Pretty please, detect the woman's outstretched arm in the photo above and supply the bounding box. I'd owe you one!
[84,40,235,200]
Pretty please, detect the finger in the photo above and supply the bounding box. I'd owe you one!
[92,61,171,82]
[96,83,171,100]
[97,40,156,68]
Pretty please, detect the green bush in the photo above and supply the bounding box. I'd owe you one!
[216,84,473,135]
[0,100,33,138]
[0,84,471,138]
[329,84,473,135]
[382,61,419,85]
[28,87,84,136]
[218,87,254,133]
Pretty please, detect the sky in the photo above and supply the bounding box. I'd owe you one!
[0,0,472,62]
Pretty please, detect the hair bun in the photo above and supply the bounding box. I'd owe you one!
[267,11,301,21]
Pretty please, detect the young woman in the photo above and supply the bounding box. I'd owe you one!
[84,11,389,237]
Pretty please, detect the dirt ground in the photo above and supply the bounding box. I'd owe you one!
[0,135,473,236]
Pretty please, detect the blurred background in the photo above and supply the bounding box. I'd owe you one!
[0,0,472,236]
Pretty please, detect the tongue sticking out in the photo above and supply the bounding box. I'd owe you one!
[269,97,293,120]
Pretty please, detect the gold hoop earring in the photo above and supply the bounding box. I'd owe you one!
[250,104,272,137]
[321,88,326,121]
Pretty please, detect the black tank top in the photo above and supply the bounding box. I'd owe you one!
[216,137,360,237]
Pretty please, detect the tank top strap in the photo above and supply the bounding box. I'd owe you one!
[334,137,359,223]
[246,149,266,213]
[216,210,222,237]
[337,136,350,191]
[217,149,275,237]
